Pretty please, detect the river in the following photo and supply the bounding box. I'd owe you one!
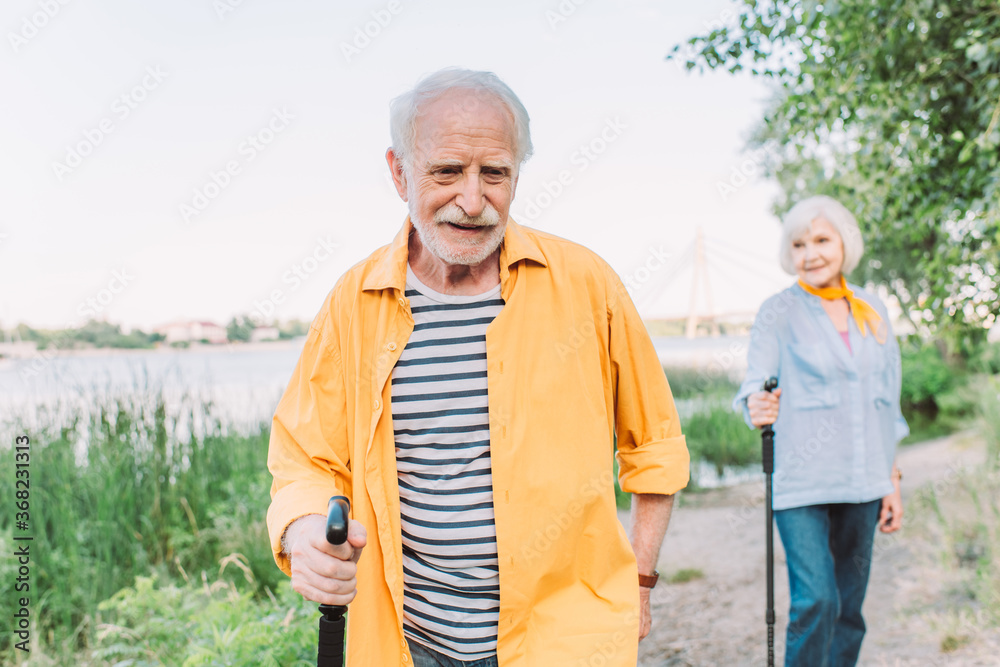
[0,335,749,425]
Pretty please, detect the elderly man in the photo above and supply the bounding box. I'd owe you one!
[267,68,689,667]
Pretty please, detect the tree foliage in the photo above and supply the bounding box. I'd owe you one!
[226,315,255,342]
[12,320,162,349]
[672,0,1000,352]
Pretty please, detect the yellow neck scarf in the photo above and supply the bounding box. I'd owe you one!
[797,275,887,344]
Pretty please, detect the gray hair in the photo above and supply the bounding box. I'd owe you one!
[779,195,865,275]
[389,68,533,171]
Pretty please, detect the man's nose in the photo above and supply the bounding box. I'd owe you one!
[455,175,486,218]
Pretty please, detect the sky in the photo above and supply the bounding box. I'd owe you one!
[0,0,793,332]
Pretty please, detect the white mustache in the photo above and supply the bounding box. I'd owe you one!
[434,203,500,227]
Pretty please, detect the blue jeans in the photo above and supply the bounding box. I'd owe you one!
[407,640,498,667]
[774,500,881,667]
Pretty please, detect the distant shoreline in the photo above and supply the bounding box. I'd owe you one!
[0,337,307,361]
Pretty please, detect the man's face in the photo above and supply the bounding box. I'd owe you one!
[392,90,518,266]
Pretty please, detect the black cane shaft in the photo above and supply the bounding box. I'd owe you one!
[766,477,774,610]
[762,377,777,667]
[317,495,351,667]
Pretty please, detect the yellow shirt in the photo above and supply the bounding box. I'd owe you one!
[267,219,689,666]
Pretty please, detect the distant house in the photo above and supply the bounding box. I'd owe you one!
[250,326,280,343]
[157,321,228,345]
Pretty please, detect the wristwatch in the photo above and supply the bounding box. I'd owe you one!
[638,570,659,588]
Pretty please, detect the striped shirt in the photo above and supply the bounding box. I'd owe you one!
[393,265,504,660]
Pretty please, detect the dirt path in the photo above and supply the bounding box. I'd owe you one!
[622,432,999,666]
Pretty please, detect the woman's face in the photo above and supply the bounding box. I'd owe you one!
[791,217,845,289]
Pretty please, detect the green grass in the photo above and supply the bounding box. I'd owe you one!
[667,568,705,584]
[661,365,740,401]
[1,355,993,662]
[683,404,760,486]
[91,574,317,666]
[905,383,1000,650]
[898,340,987,444]
[0,392,281,661]
[980,376,1000,467]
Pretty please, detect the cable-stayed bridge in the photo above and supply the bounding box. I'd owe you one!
[629,227,792,338]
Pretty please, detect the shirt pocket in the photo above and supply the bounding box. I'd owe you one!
[868,347,894,409]
[786,343,841,409]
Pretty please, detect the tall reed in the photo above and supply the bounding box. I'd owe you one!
[0,389,280,656]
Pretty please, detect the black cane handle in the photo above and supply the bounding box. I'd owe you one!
[761,377,777,474]
[325,496,350,546]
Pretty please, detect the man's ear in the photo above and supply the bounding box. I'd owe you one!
[386,148,409,201]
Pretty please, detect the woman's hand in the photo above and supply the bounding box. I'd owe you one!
[747,388,782,428]
[879,475,903,533]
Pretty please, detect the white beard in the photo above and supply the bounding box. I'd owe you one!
[409,201,505,266]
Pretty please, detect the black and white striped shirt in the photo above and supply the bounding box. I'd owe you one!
[393,266,504,661]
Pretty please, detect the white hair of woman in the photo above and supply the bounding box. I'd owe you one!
[779,195,865,276]
[389,68,533,171]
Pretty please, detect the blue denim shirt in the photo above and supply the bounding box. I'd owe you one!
[733,283,909,510]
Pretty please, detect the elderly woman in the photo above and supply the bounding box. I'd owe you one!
[733,195,909,667]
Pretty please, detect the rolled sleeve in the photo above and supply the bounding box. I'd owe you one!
[616,434,689,495]
[605,266,690,496]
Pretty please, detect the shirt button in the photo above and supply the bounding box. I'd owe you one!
[398,297,406,306]
[373,399,381,411]
[402,656,409,664]
[387,342,397,351]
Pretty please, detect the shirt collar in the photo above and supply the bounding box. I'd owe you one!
[361,216,547,293]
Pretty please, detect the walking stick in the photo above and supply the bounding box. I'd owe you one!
[317,495,351,667]
[761,377,778,667]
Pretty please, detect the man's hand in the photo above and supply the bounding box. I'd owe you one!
[747,388,782,427]
[638,588,652,642]
[630,493,674,645]
[283,513,367,605]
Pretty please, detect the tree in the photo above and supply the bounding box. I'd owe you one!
[672,0,1000,353]
[226,316,255,343]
